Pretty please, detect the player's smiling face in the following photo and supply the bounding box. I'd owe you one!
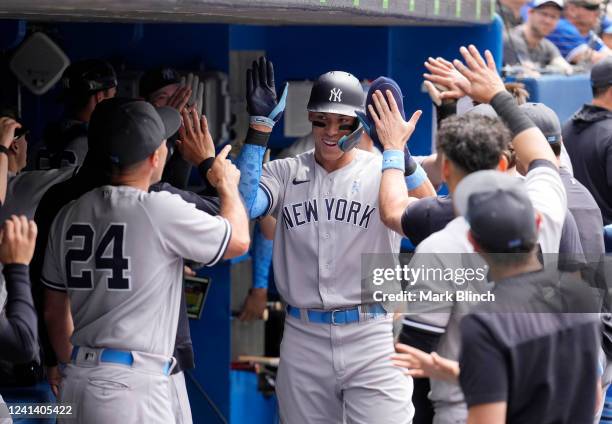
[309,112,355,165]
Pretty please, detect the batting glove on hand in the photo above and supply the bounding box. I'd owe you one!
[246,57,288,128]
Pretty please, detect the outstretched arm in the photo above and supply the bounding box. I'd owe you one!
[0,216,39,362]
[366,89,435,236]
[235,57,288,219]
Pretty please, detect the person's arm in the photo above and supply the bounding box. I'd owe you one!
[453,45,566,253]
[0,216,38,362]
[239,223,272,321]
[391,343,459,382]
[207,146,251,259]
[236,57,287,219]
[466,403,507,424]
[150,182,220,215]
[43,289,72,364]
[0,118,22,206]
[365,89,435,235]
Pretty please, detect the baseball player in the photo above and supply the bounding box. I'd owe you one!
[38,60,117,170]
[239,130,383,321]
[235,57,436,423]
[41,98,249,424]
[0,109,76,223]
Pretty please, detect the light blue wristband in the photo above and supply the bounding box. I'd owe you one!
[405,164,427,190]
[382,150,405,172]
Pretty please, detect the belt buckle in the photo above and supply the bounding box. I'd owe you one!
[330,309,343,325]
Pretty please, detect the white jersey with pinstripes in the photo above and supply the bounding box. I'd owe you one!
[41,185,230,357]
[260,149,401,309]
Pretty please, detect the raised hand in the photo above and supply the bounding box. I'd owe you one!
[246,57,288,128]
[0,215,37,266]
[177,108,215,165]
[367,90,422,151]
[452,45,506,104]
[208,145,240,191]
[167,85,192,112]
[183,73,205,115]
[423,56,470,101]
[0,117,21,149]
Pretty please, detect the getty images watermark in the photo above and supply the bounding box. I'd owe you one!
[370,263,495,303]
[361,253,610,314]
[360,253,496,310]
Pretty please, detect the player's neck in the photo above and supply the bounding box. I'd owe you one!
[592,96,612,111]
[110,173,152,191]
[487,254,542,282]
[314,150,356,173]
[7,156,20,174]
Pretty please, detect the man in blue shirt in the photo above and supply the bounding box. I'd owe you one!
[547,0,611,63]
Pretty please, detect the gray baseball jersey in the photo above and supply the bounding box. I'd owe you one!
[260,148,401,309]
[0,168,76,221]
[41,185,230,357]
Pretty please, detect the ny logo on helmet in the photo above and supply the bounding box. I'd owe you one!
[329,88,343,103]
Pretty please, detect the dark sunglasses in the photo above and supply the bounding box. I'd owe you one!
[581,4,601,10]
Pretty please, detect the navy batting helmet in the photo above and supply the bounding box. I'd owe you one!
[307,71,365,117]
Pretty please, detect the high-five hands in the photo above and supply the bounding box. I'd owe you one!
[367,90,422,151]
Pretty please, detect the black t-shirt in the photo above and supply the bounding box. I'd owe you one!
[559,168,605,255]
[31,161,219,369]
[563,105,612,225]
[558,209,585,272]
[459,270,600,423]
[400,196,454,247]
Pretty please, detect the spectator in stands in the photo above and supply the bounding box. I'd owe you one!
[38,60,117,169]
[547,0,611,63]
[498,0,530,28]
[504,0,573,74]
[563,58,612,224]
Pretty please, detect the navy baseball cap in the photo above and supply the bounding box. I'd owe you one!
[591,58,612,89]
[61,59,117,96]
[139,67,181,99]
[455,170,538,253]
[88,98,181,167]
[365,76,405,149]
[519,102,561,144]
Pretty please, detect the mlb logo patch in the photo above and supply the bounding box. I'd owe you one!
[351,180,360,195]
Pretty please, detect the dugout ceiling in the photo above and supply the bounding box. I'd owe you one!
[0,0,495,25]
